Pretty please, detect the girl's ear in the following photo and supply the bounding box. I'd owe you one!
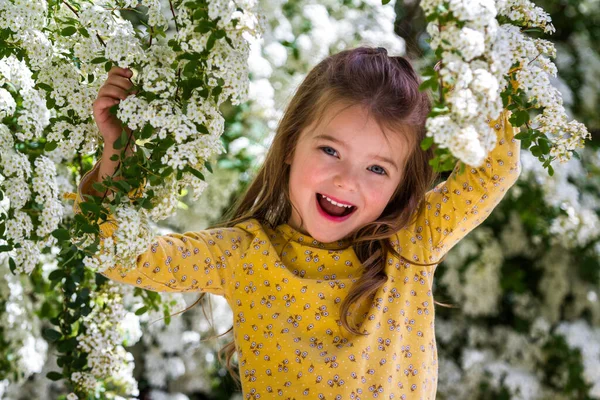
[284,154,292,165]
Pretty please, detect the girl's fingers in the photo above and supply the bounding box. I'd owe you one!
[106,75,134,91]
[97,84,130,101]
[93,96,120,112]
[108,66,133,79]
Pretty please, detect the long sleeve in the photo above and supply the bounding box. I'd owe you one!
[396,110,522,264]
[70,160,254,298]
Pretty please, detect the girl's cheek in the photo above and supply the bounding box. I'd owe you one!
[365,182,392,206]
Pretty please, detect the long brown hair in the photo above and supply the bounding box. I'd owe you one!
[175,46,454,388]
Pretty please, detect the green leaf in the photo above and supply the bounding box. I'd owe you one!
[81,223,99,234]
[186,166,205,181]
[538,137,550,154]
[548,164,554,176]
[120,129,130,148]
[52,229,70,241]
[530,145,542,157]
[73,354,88,370]
[110,154,119,161]
[382,0,391,4]
[206,32,217,51]
[91,56,107,64]
[419,79,434,91]
[37,82,53,92]
[509,109,530,127]
[48,270,66,281]
[160,166,174,177]
[45,141,58,151]
[204,161,213,173]
[57,337,78,352]
[79,201,101,214]
[141,124,153,140]
[514,131,531,140]
[42,328,62,342]
[64,277,76,293]
[71,267,84,284]
[46,371,63,381]
[420,136,434,151]
[114,180,132,192]
[140,198,154,210]
[197,124,209,134]
[183,60,198,76]
[0,245,13,252]
[61,26,77,36]
[135,306,148,316]
[92,182,106,193]
[193,20,212,33]
[572,151,581,160]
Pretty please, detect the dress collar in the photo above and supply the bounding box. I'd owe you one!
[275,223,353,250]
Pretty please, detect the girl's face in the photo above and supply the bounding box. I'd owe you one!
[286,103,410,243]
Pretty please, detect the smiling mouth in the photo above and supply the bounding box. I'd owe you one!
[316,193,357,217]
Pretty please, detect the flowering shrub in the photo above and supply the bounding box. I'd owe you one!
[434,142,600,399]
[419,0,591,175]
[0,0,596,399]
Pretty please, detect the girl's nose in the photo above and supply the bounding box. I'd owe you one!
[332,168,358,192]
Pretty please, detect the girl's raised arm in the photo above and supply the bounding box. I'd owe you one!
[71,160,254,298]
[397,110,522,264]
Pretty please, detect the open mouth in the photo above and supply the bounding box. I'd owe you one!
[316,193,357,219]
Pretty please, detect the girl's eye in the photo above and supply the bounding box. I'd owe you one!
[368,165,387,176]
[319,146,387,176]
[320,146,337,157]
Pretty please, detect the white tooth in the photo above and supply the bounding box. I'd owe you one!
[323,195,351,208]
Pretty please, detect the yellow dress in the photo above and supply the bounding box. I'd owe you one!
[70,111,521,399]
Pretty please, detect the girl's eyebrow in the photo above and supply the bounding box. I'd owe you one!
[313,133,399,171]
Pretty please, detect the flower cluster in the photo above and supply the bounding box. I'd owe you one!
[0,56,61,274]
[0,253,48,384]
[82,203,153,273]
[76,281,139,396]
[421,0,591,168]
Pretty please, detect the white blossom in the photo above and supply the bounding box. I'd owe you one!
[0,88,16,118]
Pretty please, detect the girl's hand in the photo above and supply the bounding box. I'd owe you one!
[92,66,136,147]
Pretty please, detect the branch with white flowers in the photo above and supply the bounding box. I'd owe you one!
[418,0,591,176]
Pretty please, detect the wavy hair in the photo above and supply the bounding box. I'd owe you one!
[174,46,454,388]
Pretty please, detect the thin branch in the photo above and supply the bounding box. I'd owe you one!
[168,0,182,100]
[168,0,180,32]
[528,51,542,66]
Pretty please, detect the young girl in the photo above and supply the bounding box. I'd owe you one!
[73,46,521,399]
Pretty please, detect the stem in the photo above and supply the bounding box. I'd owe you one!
[98,129,136,205]
[139,165,161,176]
[169,0,180,32]
[168,0,182,100]
[528,51,542,66]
